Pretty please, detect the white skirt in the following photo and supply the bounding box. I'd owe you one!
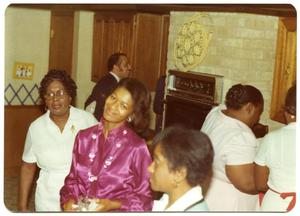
[35,170,68,211]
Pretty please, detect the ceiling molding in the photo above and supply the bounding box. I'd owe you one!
[9,4,296,17]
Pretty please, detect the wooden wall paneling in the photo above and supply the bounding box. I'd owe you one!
[4,105,43,169]
[160,14,170,77]
[49,10,74,75]
[91,16,104,81]
[132,13,166,90]
[92,12,169,89]
[270,17,296,123]
[92,12,134,82]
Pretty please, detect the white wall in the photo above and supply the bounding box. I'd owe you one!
[5,7,50,105]
[72,11,95,109]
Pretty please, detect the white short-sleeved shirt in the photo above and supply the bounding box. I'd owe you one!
[201,105,259,211]
[22,106,98,211]
[201,105,258,181]
[254,122,296,192]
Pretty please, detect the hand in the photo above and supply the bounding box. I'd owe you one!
[62,199,78,212]
[94,198,121,212]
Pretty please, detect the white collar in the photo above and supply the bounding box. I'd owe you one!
[155,186,204,211]
[109,71,120,82]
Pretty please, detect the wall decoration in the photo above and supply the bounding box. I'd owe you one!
[5,83,40,105]
[13,62,35,80]
[174,13,213,72]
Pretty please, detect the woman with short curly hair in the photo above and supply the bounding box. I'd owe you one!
[39,69,77,106]
[19,70,97,211]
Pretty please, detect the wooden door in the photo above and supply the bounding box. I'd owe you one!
[49,10,74,75]
[92,12,135,81]
[270,17,296,123]
[131,13,170,91]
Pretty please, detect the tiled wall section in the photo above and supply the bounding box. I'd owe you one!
[167,12,283,130]
[5,83,41,105]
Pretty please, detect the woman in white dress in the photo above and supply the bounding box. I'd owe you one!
[201,84,264,211]
[254,84,296,212]
[18,70,98,211]
[148,126,214,211]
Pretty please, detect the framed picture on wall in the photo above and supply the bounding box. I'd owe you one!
[13,62,34,80]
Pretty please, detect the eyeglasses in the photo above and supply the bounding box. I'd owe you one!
[44,89,67,100]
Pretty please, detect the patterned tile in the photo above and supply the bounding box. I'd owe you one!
[4,83,41,105]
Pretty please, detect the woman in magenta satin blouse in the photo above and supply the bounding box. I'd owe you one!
[60,78,153,211]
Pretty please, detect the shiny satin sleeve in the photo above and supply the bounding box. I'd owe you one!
[60,131,83,206]
[118,141,153,211]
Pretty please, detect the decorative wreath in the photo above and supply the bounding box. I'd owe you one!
[174,13,213,72]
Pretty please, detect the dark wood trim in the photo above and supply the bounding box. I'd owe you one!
[4,105,44,169]
[136,4,296,17]
[270,17,296,124]
[9,3,296,17]
[4,104,44,110]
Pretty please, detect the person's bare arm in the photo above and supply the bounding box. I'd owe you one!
[18,162,37,211]
[225,163,258,195]
[254,163,269,192]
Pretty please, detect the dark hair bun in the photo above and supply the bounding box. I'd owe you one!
[225,84,263,110]
[226,84,244,109]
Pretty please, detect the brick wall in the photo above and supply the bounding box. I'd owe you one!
[167,12,284,131]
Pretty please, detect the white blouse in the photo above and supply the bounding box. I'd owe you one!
[255,122,296,192]
[22,106,98,211]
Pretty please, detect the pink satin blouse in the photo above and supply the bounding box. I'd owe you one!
[60,120,153,211]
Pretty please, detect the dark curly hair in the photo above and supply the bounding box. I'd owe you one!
[152,126,214,187]
[285,84,296,116]
[39,69,77,105]
[107,53,127,71]
[116,78,151,137]
[225,84,263,109]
